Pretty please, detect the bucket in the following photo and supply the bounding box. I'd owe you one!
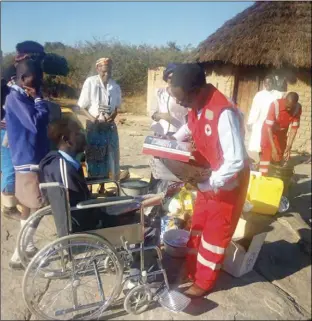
[163,229,190,258]
[120,179,149,197]
[268,163,294,196]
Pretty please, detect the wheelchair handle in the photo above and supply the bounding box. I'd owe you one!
[141,192,165,207]
[76,198,138,209]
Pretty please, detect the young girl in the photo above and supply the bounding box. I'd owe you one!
[1,79,21,220]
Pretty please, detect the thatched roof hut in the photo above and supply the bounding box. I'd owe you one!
[188,1,311,69]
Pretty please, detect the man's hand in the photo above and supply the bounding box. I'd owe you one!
[152,112,161,122]
[272,147,280,162]
[23,86,38,99]
[158,113,171,122]
[283,147,291,162]
[94,115,100,123]
[107,109,117,123]
[152,112,171,122]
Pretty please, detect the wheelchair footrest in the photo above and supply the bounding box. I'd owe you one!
[157,289,191,312]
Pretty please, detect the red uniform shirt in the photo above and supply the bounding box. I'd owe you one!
[188,85,244,172]
[261,99,301,152]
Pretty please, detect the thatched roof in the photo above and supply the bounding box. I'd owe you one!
[188,1,311,69]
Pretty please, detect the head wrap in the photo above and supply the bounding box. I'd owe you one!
[171,63,206,92]
[14,41,45,64]
[96,58,112,67]
[163,63,178,82]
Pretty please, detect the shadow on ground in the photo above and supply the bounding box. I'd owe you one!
[287,154,311,167]
[191,235,310,295]
[288,175,311,225]
[121,165,150,170]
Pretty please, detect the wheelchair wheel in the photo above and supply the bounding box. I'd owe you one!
[17,206,57,268]
[23,233,123,320]
[124,284,153,315]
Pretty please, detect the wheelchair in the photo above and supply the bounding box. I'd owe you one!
[22,182,191,320]
[17,177,120,268]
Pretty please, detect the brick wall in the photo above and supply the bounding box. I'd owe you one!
[146,67,311,154]
[287,71,311,153]
[205,65,235,99]
[146,65,235,114]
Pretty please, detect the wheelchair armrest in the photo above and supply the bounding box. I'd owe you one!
[76,196,137,209]
[39,182,66,191]
[85,177,119,186]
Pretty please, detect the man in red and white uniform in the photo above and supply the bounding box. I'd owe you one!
[259,92,301,175]
[170,64,250,297]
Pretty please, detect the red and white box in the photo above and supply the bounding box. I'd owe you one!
[142,136,192,163]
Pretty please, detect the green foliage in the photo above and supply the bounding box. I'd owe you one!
[42,53,69,76]
[2,39,195,97]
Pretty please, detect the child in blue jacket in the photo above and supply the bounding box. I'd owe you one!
[5,59,50,269]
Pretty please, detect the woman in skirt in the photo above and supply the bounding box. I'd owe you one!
[77,58,129,193]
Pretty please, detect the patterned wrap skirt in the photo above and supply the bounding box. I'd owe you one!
[85,121,120,179]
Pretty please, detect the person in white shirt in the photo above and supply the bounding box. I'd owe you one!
[247,76,283,163]
[77,58,128,194]
[148,63,188,193]
[150,63,187,136]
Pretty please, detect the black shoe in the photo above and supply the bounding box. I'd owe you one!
[9,260,24,270]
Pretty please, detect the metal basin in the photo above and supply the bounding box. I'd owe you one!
[120,179,150,197]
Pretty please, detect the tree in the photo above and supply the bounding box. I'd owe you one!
[167,41,181,52]
[2,38,195,96]
[44,42,66,52]
[42,53,69,76]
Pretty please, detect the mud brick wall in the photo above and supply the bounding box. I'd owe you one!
[146,65,235,114]
[147,67,311,154]
[287,71,311,153]
[204,65,236,99]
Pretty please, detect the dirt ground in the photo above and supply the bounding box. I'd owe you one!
[1,112,311,320]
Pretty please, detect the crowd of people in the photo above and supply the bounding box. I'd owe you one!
[1,40,302,298]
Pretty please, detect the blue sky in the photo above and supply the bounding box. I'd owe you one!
[1,1,253,53]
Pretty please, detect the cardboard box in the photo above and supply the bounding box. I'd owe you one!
[142,136,192,163]
[231,217,268,242]
[222,218,267,277]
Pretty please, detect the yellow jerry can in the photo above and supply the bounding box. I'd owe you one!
[248,175,284,215]
[246,171,261,201]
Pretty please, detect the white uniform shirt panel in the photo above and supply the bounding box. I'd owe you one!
[150,87,187,135]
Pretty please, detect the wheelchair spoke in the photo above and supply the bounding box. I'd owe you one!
[23,235,123,320]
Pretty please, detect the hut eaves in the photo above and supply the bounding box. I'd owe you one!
[188,1,311,69]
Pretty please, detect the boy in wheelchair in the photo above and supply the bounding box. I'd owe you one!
[41,117,160,281]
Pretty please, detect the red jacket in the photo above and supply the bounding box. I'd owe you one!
[261,99,302,150]
[188,85,244,171]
